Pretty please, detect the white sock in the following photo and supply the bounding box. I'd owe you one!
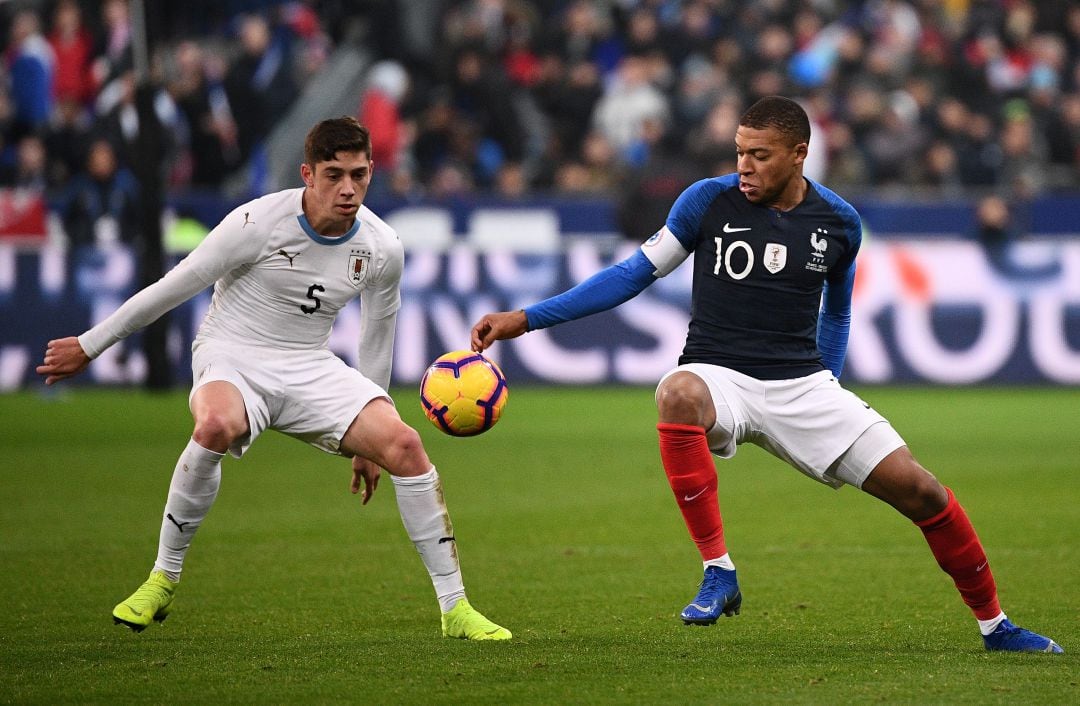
[153,439,224,582]
[978,611,1007,635]
[391,467,466,613]
[704,553,736,571]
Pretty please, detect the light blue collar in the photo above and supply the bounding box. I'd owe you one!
[297,213,360,245]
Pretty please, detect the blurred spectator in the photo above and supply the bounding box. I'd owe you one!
[448,45,526,185]
[616,119,698,241]
[95,71,183,180]
[920,140,964,197]
[91,0,133,90]
[494,160,527,199]
[0,133,47,191]
[47,0,95,106]
[59,138,139,248]
[1044,92,1080,185]
[592,55,669,159]
[862,91,926,186]
[532,56,602,161]
[168,41,239,188]
[45,98,91,188]
[6,8,54,135]
[225,14,297,165]
[358,60,409,175]
[973,194,1060,280]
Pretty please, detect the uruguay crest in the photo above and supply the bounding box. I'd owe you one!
[348,247,371,287]
[764,243,787,274]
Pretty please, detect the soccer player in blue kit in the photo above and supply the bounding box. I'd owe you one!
[470,96,1062,653]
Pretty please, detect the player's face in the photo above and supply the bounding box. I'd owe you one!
[301,150,372,234]
[734,125,807,210]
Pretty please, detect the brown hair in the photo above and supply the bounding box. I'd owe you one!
[740,96,811,146]
[303,116,371,166]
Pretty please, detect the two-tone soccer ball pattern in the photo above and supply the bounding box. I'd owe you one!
[420,350,509,436]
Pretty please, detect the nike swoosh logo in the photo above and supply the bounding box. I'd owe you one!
[976,561,988,572]
[125,605,144,617]
[690,603,710,611]
[723,223,751,233]
[683,488,708,502]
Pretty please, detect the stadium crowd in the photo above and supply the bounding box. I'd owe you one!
[1,0,1079,239]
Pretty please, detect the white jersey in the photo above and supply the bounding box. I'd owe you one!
[79,188,404,387]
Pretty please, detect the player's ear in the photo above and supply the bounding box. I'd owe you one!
[792,142,808,165]
[300,162,315,187]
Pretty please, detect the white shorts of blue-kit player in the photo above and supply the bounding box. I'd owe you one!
[657,365,905,489]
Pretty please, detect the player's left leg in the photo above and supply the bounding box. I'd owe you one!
[341,398,510,640]
[655,371,741,625]
[860,447,1063,653]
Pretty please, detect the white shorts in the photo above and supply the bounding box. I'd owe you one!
[656,365,905,489]
[190,340,389,458]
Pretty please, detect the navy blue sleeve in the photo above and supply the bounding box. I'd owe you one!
[524,250,657,330]
[666,175,737,247]
[812,179,862,378]
[817,260,854,377]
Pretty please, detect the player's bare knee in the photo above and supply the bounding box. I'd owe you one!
[383,424,430,476]
[656,373,712,426]
[192,411,246,452]
[909,466,947,517]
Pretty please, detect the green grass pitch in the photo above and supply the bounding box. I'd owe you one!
[1,386,1076,704]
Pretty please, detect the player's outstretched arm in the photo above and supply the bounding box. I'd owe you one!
[36,337,91,385]
[471,310,528,352]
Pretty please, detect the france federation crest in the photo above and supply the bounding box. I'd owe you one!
[764,243,787,274]
[348,248,371,287]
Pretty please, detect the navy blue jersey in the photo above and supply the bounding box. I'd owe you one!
[666,174,861,379]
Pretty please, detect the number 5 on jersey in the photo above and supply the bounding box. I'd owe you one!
[301,283,324,314]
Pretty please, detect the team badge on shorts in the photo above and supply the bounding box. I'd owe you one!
[764,243,787,273]
[348,248,371,287]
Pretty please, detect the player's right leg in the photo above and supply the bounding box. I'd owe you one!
[341,398,510,640]
[655,369,742,625]
[114,381,249,632]
[860,445,1062,653]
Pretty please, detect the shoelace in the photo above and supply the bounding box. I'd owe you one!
[697,570,730,596]
[128,583,171,611]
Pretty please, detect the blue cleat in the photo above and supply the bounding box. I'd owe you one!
[680,566,742,625]
[983,619,1064,654]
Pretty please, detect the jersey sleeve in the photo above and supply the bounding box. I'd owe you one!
[524,249,657,330]
[665,176,733,247]
[817,212,862,378]
[78,206,267,358]
[355,235,403,389]
[360,232,404,320]
[817,260,854,377]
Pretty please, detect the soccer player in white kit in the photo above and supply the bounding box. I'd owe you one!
[37,117,511,640]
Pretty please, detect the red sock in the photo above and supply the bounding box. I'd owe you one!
[915,487,1001,620]
[657,423,726,560]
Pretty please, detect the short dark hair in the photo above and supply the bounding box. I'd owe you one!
[740,96,810,146]
[304,116,371,166]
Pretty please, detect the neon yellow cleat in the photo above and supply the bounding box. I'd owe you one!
[441,599,512,641]
[112,570,177,632]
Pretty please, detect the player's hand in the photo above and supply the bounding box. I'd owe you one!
[470,310,528,352]
[350,456,381,505]
[36,336,91,385]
